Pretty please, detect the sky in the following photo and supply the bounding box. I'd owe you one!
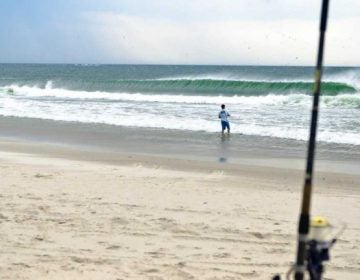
[0,0,359,66]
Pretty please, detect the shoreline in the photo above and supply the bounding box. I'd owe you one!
[0,116,359,279]
[1,116,360,165]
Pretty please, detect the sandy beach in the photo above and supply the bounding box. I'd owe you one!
[1,119,360,280]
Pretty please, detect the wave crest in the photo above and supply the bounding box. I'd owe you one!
[2,85,360,108]
[102,79,356,95]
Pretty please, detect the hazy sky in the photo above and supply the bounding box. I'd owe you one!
[0,0,359,65]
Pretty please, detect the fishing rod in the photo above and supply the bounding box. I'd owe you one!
[294,0,330,280]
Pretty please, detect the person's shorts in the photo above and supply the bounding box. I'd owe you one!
[221,121,230,130]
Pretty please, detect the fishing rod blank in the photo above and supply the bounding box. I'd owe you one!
[294,0,330,280]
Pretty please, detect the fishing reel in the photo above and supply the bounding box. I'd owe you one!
[303,216,336,280]
[274,216,344,280]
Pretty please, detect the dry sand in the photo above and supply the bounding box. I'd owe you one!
[0,140,359,280]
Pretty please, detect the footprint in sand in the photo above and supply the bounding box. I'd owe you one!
[251,232,265,239]
[38,205,50,212]
[111,217,129,225]
[106,245,122,250]
[239,270,259,278]
[33,236,45,241]
[0,213,8,221]
[143,268,160,273]
[213,252,231,258]
[12,263,31,268]
[34,173,53,179]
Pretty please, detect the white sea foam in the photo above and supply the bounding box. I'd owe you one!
[325,69,360,90]
[156,68,360,89]
[3,84,360,108]
[1,96,359,145]
[155,75,314,83]
[1,84,359,145]
[2,84,306,105]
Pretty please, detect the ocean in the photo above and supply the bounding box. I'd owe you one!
[0,64,359,145]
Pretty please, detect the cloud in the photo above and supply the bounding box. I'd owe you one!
[81,12,359,65]
[326,18,360,66]
[0,0,359,65]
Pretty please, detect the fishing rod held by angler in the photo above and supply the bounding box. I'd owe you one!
[294,0,330,280]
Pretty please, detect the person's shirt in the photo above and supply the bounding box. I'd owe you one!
[219,110,230,122]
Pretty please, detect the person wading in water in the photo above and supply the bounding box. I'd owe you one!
[218,104,231,134]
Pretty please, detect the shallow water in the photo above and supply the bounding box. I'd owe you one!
[1,64,359,145]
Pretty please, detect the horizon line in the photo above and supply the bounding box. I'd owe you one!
[0,62,359,68]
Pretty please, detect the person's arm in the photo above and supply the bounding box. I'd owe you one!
[227,112,231,117]
[218,112,221,119]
